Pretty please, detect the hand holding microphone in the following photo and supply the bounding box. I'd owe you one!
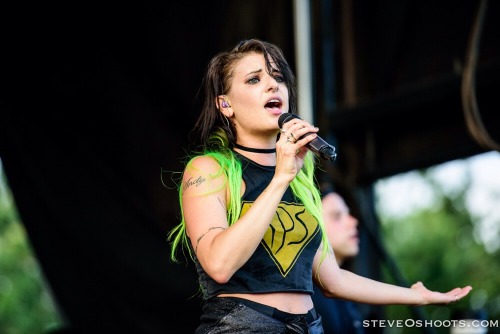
[278,113,337,161]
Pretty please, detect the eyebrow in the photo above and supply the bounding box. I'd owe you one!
[245,67,282,78]
[244,68,263,77]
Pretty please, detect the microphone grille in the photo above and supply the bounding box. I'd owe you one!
[278,113,299,128]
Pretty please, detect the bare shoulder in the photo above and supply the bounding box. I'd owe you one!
[182,155,227,197]
[186,155,222,173]
[182,155,229,244]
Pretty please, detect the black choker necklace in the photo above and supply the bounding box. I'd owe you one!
[233,143,276,154]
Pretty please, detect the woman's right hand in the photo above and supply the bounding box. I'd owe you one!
[275,118,319,182]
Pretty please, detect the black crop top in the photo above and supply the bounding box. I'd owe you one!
[192,153,322,299]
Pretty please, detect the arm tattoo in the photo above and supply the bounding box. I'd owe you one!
[217,196,225,210]
[195,226,226,253]
[183,176,205,191]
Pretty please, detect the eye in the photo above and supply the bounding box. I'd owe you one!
[274,76,285,83]
[247,76,260,84]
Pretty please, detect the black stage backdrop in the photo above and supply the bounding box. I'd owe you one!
[0,1,294,333]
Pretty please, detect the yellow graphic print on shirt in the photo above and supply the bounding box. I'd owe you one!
[240,201,320,277]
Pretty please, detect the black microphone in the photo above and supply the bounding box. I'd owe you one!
[278,113,337,161]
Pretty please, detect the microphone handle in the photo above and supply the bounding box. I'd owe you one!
[302,133,337,161]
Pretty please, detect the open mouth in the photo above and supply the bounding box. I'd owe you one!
[265,99,282,109]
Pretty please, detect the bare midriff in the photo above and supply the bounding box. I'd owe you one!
[217,292,314,314]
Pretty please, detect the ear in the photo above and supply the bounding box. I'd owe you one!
[217,95,233,116]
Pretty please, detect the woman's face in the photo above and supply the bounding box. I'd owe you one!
[225,52,289,140]
[322,192,360,264]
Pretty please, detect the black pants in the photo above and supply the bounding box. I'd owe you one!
[195,296,324,334]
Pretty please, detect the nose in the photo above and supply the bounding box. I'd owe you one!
[348,215,359,227]
[267,77,279,92]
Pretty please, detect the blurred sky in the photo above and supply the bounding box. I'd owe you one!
[374,150,500,253]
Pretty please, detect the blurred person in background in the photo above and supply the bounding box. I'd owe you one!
[312,185,365,334]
